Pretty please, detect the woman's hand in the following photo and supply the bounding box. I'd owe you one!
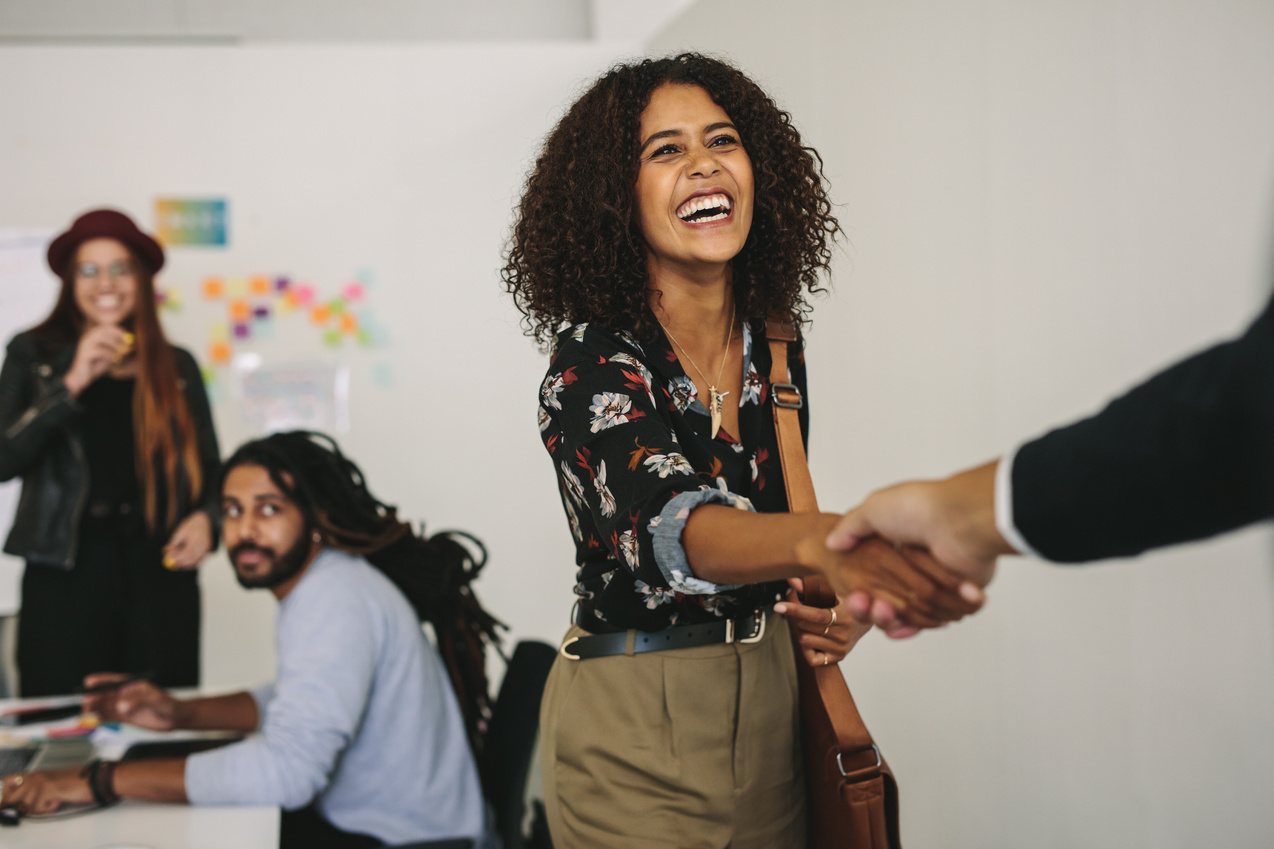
[82,674,178,730]
[0,768,92,815]
[775,581,870,667]
[163,511,213,570]
[63,325,131,397]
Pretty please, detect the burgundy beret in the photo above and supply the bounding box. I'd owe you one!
[46,208,165,276]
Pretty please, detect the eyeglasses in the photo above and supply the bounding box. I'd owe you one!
[75,260,135,282]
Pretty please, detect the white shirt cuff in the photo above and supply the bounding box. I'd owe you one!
[994,446,1042,558]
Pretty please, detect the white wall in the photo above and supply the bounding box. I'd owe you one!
[0,42,640,688]
[651,2,1274,847]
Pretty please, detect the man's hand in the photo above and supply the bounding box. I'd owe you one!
[82,674,179,730]
[0,768,92,815]
[797,524,984,631]
[826,460,1015,634]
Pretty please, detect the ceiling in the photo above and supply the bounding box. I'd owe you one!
[0,0,697,45]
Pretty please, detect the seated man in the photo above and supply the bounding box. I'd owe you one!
[0,432,487,849]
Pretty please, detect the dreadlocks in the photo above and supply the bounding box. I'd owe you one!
[221,431,504,755]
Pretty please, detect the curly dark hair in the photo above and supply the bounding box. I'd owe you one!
[503,52,841,348]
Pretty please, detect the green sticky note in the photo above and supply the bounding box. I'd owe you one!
[322,329,342,347]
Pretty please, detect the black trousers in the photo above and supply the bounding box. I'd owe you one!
[17,513,200,697]
[281,805,383,849]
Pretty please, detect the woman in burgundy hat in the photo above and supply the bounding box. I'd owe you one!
[0,208,220,696]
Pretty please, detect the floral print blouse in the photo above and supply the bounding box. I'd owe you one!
[538,313,810,632]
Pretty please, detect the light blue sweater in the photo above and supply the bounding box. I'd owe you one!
[185,548,485,846]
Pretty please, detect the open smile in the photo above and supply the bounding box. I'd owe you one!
[676,191,734,225]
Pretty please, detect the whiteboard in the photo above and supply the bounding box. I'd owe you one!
[0,229,59,615]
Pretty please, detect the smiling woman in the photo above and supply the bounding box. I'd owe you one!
[503,54,977,849]
[0,208,221,697]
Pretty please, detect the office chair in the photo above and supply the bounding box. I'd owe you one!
[480,639,557,849]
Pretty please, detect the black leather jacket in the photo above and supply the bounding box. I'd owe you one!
[0,330,221,570]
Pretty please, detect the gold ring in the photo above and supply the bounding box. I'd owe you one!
[823,608,837,635]
[12,775,23,787]
[822,654,830,666]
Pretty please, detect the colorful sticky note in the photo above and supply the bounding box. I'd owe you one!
[253,305,271,320]
[229,299,251,322]
[209,341,231,364]
[342,282,365,302]
[328,298,346,316]
[356,328,372,347]
[322,329,342,347]
[278,290,299,313]
[227,277,248,298]
[253,318,276,341]
[295,284,316,305]
[233,322,251,340]
[339,313,358,334]
[249,276,271,295]
[275,276,291,292]
[209,321,229,341]
[310,305,331,325]
[201,277,224,299]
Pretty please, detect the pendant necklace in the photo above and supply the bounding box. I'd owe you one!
[659,301,736,436]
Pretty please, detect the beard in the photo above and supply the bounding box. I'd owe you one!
[229,527,314,590]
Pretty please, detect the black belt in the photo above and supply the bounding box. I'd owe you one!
[561,609,769,660]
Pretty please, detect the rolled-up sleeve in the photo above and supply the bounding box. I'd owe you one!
[651,488,753,594]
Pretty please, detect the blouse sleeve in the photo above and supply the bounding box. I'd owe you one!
[541,335,755,595]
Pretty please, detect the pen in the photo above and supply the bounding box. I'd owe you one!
[77,671,152,695]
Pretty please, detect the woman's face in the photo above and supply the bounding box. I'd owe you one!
[635,83,754,277]
[72,238,138,328]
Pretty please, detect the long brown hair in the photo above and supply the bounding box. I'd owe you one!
[32,242,203,532]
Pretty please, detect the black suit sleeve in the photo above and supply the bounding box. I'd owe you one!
[1012,292,1274,562]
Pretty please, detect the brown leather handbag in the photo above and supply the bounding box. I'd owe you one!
[767,318,902,849]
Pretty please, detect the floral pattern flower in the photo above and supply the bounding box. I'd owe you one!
[594,460,617,517]
[644,452,695,478]
[667,375,696,412]
[590,392,634,432]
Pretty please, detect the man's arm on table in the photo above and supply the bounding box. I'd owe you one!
[0,681,261,811]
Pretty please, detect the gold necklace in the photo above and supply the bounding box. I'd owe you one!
[658,301,736,436]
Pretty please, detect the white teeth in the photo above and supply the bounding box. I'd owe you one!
[95,295,123,308]
[677,193,732,221]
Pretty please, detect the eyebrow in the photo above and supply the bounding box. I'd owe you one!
[639,122,738,156]
[221,494,289,505]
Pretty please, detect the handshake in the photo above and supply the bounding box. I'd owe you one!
[821,459,1014,639]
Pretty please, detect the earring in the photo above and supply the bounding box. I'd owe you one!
[311,530,322,544]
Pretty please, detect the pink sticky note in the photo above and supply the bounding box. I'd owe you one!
[295,284,316,305]
[342,282,365,302]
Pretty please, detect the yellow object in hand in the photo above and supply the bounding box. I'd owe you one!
[163,554,178,570]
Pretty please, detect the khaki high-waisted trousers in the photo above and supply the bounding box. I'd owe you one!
[539,614,806,849]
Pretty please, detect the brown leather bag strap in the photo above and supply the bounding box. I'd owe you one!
[767,315,878,754]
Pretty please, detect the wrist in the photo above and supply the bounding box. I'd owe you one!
[792,513,842,577]
[62,371,87,397]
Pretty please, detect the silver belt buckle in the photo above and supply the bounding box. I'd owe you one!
[725,610,766,645]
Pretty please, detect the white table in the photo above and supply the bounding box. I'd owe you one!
[2,801,279,849]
